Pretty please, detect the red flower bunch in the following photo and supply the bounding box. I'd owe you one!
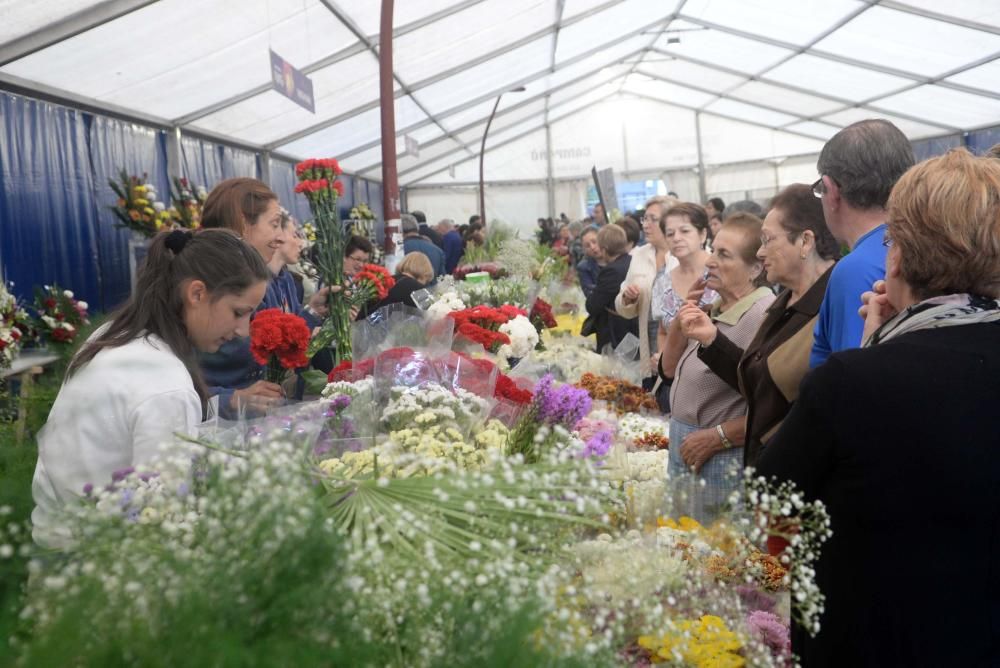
[250,309,311,383]
[295,158,343,178]
[529,298,557,331]
[353,263,396,303]
[31,285,88,346]
[448,305,526,353]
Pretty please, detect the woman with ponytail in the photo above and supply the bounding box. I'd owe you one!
[32,229,270,549]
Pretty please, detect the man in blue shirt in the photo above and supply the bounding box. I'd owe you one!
[435,218,464,274]
[401,214,446,284]
[810,119,914,368]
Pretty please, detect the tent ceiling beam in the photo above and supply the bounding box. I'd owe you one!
[267,9,670,150]
[647,48,960,133]
[876,0,1000,36]
[675,13,1000,100]
[551,0,566,72]
[317,0,478,162]
[363,65,638,176]
[0,0,157,68]
[173,0,491,126]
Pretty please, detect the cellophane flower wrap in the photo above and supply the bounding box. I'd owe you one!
[250,309,310,384]
[294,157,351,364]
[447,304,526,354]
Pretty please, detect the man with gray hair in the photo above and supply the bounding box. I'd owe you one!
[435,218,463,274]
[402,213,446,284]
[810,119,915,367]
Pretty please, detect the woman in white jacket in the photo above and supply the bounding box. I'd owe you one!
[32,229,270,548]
[615,196,679,380]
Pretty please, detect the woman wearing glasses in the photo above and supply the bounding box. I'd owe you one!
[615,196,679,386]
[676,184,838,467]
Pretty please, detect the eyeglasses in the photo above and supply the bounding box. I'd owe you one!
[812,175,840,199]
[346,254,369,263]
[759,232,793,248]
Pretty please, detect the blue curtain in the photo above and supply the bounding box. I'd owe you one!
[221,144,260,180]
[911,134,962,162]
[0,93,102,308]
[86,115,169,310]
[270,158,312,223]
[180,135,225,190]
[363,179,384,223]
[965,126,1000,155]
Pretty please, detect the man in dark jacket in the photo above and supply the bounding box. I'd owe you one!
[411,210,443,248]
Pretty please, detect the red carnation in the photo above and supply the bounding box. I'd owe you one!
[250,309,311,383]
[333,180,345,196]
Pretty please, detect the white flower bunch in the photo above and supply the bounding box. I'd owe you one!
[426,291,465,320]
[528,339,607,382]
[618,413,669,447]
[495,238,540,277]
[380,382,488,433]
[321,376,374,401]
[497,314,538,360]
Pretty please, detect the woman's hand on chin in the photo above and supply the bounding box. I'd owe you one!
[859,279,898,343]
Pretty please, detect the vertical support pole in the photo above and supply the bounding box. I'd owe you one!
[166,126,182,180]
[695,111,707,203]
[260,150,273,188]
[379,0,401,265]
[480,94,503,227]
[545,122,555,219]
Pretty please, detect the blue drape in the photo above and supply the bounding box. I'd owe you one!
[220,144,260,181]
[911,134,963,162]
[86,115,169,309]
[180,135,225,190]
[966,127,1000,155]
[270,159,312,224]
[0,93,102,308]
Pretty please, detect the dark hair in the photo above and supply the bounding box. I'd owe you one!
[722,199,764,220]
[411,210,427,224]
[817,119,914,210]
[468,215,481,225]
[201,178,278,236]
[720,212,769,288]
[345,235,373,258]
[661,203,710,248]
[68,229,270,414]
[708,197,726,212]
[768,184,841,261]
[618,216,640,246]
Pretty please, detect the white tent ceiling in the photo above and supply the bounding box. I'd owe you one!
[2,0,999,187]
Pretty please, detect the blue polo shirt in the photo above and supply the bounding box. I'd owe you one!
[810,223,887,368]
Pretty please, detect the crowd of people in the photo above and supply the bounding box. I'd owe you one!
[27,118,1000,664]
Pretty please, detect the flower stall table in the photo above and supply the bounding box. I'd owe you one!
[2,351,60,444]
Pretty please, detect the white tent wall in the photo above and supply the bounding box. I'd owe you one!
[405,183,551,238]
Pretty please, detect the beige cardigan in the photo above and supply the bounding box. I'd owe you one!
[614,243,678,376]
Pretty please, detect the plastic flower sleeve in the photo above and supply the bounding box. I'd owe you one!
[352,303,454,363]
[606,332,643,386]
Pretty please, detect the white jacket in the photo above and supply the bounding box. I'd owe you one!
[32,333,201,548]
[614,244,679,375]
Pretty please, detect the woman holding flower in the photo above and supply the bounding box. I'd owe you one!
[199,178,328,415]
[758,150,1000,666]
[677,184,838,466]
[32,229,270,548]
[658,213,774,522]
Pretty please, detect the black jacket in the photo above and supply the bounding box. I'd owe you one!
[585,254,638,353]
[758,323,1000,667]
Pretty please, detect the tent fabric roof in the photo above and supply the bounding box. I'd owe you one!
[2,0,998,186]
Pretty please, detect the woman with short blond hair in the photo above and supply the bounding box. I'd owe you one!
[759,149,1000,665]
[584,225,637,352]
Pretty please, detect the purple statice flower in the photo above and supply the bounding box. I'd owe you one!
[330,394,352,411]
[119,488,135,508]
[82,483,94,496]
[176,481,190,499]
[737,584,777,613]
[137,471,159,483]
[534,374,592,428]
[747,610,791,655]
[579,428,614,459]
[111,466,135,482]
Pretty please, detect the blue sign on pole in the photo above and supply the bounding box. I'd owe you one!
[269,50,315,113]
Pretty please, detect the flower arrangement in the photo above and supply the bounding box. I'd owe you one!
[108,169,174,237]
[523,338,606,381]
[294,157,351,364]
[496,314,538,360]
[619,413,670,450]
[351,263,394,304]
[168,176,207,229]
[576,372,658,415]
[495,237,540,278]
[249,309,311,383]
[506,373,593,463]
[448,304,526,354]
[637,615,744,666]
[426,290,466,320]
[348,202,375,221]
[528,297,557,332]
[31,285,89,346]
[380,381,489,434]
[0,282,27,367]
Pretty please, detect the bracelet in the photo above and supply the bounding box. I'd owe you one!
[716,424,733,449]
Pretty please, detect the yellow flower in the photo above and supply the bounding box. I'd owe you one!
[638,616,744,667]
[658,515,704,532]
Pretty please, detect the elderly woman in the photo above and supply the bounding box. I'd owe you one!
[615,196,680,382]
[758,150,1000,665]
[374,251,434,311]
[678,184,839,466]
[584,224,637,353]
[659,213,774,521]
